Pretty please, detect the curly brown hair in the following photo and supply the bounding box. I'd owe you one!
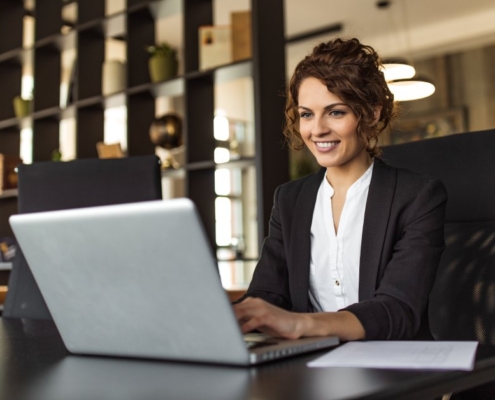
[284,37,397,157]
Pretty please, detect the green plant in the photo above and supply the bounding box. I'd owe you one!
[145,42,177,58]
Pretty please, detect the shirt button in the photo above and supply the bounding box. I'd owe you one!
[335,280,340,286]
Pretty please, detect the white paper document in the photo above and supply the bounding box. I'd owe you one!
[308,341,478,370]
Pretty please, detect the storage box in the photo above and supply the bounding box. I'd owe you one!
[199,25,232,70]
[231,11,251,62]
[0,154,22,193]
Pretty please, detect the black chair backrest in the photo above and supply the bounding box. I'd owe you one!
[381,128,495,344]
[3,156,162,320]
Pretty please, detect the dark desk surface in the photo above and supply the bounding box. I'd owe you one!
[1,318,494,400]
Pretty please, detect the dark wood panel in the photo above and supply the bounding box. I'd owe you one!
[0,60,22,120]
[0,197,17,237]
[127,8,154,87]
[0,0,24,54]
[184,75,214,163]
[32,118,59,162]
[127,92,155,156]
[34,45,61,111]
[77,28,105,101]
[34,0,62,41]
[252,0,290,241]
[0,128,21,155]
[78,0,105,25]
[187,168,215,249]
[76,105,104,159]
[183,0,213,73]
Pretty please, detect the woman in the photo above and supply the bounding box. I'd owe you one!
[233,38,447,341]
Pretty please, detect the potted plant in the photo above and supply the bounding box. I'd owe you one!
[12,95,31,118]
[145,42,178,83]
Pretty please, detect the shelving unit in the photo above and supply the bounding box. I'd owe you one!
[0,0,289,289]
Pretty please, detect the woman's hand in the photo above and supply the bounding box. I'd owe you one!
[233,297,366,341]
[233,297,308,339]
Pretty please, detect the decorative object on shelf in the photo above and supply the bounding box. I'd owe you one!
[0,237,16,263]
[12,96,31,118]
[199,25,232,70]
[145,42,178,83]
[149,113,183,169]
[102,60,126,96]
[0,154,22,193]
[231,11,251,62]
[231,236,246,259]
[96,142,125,159]
[51,149,62,162]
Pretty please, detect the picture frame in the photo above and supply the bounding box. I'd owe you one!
[388,107,467,145]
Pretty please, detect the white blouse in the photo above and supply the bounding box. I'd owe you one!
[308,163,374,312]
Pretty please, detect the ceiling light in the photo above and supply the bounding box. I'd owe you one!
[381,59,416,81]
[378,0,435,102]
[388,77,436,101]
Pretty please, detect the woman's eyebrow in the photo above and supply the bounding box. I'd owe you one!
[324,103,347,111]
[298,103,348,111]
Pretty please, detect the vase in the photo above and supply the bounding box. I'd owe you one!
[148,55,178,83]
[102,60,126,96]
[13,96,31,118]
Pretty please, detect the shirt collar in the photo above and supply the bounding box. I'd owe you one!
[322,161,374,197]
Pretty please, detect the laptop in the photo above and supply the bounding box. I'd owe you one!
[9,199,338,366]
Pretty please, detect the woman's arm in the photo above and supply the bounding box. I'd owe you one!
[233,297,365,341]
[345,178,448,340]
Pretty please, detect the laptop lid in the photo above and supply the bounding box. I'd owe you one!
[10,199,338,365]
[3,155,163,321]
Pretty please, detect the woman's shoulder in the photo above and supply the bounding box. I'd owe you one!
[277,168,325,196]
[376,157,443,184]
[375,157,447,195]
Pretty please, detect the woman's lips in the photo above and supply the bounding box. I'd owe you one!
[313,141,340,152]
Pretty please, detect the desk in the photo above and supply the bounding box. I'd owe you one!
[1,318,494,400]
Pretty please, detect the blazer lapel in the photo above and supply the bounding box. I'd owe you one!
[359,158,397,301]
[288,168,325,312]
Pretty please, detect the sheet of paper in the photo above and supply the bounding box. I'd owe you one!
[308,341,478,370]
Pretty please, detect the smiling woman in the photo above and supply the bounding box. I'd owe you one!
[233,38,448,342]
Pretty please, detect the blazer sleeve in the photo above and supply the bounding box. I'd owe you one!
[238,186,292,310]
[344,178,448,340]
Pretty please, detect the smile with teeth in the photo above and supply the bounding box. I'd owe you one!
[314,141,340,148]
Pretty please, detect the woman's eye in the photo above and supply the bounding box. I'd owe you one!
[329,110,346,117]
[299,112,312,118]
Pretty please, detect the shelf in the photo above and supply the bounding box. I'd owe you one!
[32,107,62,120]
[0,0,289,266]
[0,118,21,131]
[187,160,215,171]
[215,157,256,170]
[0,48,24,64]
[0,263,13,271]
[159,157,256,176]
[161,168,186,179]
[0,189,18,200]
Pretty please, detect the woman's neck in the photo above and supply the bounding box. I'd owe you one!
[325,150,372,191]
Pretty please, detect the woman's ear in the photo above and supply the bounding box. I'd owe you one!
[373,105,383,125]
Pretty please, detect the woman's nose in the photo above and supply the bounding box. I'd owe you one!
[311,116,329,136]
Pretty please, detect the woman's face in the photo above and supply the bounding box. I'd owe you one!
[298,77,368,170]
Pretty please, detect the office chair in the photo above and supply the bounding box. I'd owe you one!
[3,155,163,320]
[382,128,495,400]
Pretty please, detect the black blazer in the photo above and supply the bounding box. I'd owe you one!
[244,158,447,340]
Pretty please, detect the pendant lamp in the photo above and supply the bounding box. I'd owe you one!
[387,76,436,101]
[378,0,436,101]
[381,58,415,81]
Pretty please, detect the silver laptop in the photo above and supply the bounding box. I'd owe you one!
[9,199,338,366]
